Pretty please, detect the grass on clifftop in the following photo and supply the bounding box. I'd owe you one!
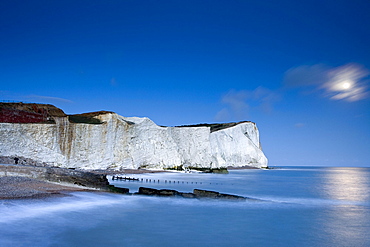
[176,121,252,132]
[68,115,103,124]
[68,111,114,124]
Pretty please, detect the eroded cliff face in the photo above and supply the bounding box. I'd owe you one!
[0,108,268,169]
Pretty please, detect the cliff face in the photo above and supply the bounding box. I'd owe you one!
[0,104,268,169]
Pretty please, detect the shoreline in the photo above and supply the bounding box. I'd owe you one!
[90,165,263,175]
[0,164,264,200]
[89,168,170,175]
[227,165,261,170]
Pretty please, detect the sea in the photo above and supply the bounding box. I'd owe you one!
[1,166,369,247]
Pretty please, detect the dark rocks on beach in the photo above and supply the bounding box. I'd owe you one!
[138,187,160,196]
[107,185,129,194]
[42,167,110,189]
[193,189,246,200]
[193,189,220,199]
[137,187,179,197]
[136,187,247,200]
[218,193,246,200]
[178,192,196,198]
[158,189,179,196]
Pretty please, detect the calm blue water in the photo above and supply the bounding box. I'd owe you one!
[1,167,369,247]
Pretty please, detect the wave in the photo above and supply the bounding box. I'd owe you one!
[1,189,368,225]
[0,192,130,223]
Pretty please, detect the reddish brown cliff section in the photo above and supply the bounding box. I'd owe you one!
[0,102,66,123]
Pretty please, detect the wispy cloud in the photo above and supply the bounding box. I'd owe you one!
[215,87,280,121]
[216,63,369,122]
[26,95,73,104]
[1,91,73,104]
[284,63,369,101]
[219,90,249,119]
[284,64,330,87]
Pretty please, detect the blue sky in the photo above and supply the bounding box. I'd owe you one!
[1,0,369,167]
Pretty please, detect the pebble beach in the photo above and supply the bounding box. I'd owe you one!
[0,176,93,199]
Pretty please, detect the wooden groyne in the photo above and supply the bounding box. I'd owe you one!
[110,176,227,185]
[0,165,249,200]
[112,176,139,181]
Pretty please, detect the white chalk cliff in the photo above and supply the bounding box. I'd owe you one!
[0,112,268,169]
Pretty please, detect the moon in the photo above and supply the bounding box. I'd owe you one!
[342,82,351,90]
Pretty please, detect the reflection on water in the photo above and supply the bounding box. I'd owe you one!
[320,168,370,246]
[323,167,370,202]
